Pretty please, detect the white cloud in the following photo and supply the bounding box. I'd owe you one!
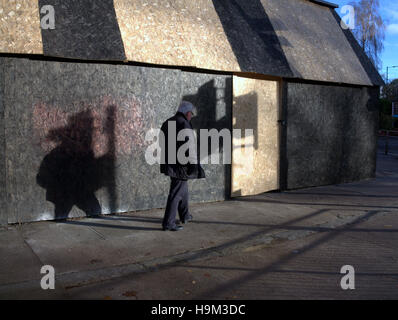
[384,41,398,47]
[387,24,398,34]
[384,8,398,20]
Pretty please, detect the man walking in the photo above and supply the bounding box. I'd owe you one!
[160,101,205,231]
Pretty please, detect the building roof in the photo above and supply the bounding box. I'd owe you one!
[0,0,383,86]
[309,0,339,9]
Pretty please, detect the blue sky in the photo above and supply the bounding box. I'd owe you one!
[331,0,398,80]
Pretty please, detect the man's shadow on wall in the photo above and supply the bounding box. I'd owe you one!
[36,107,116,220]
[183,78,258,199]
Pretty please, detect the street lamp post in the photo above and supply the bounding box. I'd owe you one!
[384,66,398,154]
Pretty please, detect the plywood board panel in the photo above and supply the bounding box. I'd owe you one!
[2,57,231,223]
[114,0,240,71]
[0,58,6,226]
[262,0,376,86]
[0,0,42,54]
[38,0,126,60]
[232,76,279,197]
[285,82,379,189]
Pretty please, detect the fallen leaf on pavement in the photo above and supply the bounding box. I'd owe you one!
[123,290,137,297]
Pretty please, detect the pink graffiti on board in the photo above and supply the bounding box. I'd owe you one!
[32,95,155,157]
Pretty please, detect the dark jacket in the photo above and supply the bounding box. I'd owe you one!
[160,112,205,180]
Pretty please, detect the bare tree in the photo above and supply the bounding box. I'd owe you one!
[350,0,386,70]
[383,79,398,101]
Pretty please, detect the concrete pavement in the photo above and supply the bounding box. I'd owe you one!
[1,142,398,299]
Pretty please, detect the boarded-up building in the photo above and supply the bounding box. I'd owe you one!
[0,0,383,225]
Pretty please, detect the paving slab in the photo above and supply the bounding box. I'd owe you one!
[0,228,42,285]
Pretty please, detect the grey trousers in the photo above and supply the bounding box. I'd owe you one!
[162,177,189,228]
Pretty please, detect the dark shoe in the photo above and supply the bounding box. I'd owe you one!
[163,225,183,231]
[182,215,193,224]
